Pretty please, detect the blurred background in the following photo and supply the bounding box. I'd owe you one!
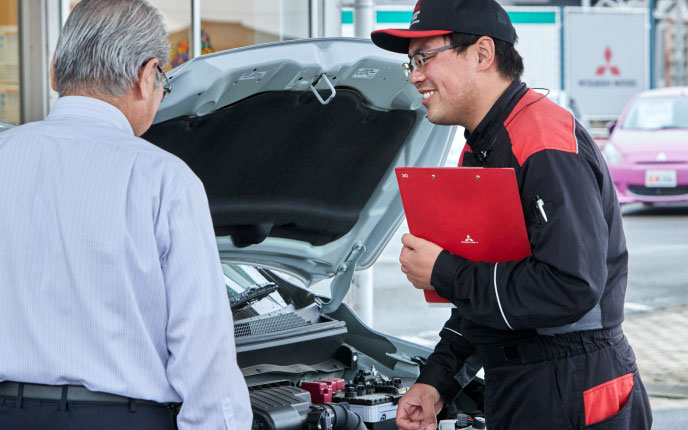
[2,0,688,129]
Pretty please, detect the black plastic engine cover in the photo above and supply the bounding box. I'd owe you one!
[249,382,311,430]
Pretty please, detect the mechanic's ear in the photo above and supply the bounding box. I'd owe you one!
[476,36,496,71]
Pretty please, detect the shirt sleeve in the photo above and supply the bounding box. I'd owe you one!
[431,146,610,331]
[415,309,478,403]
[159,177,253,430]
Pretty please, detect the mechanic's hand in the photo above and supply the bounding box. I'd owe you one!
[399,234,443,290]
[396,383,444,430]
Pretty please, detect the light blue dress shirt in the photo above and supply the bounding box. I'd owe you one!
[0,96,252,429]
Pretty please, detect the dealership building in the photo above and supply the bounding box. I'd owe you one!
[1,0,687,125]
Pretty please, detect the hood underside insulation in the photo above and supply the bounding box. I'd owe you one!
[144,88,415,247]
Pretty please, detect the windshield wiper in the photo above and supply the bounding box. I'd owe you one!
[229,283,278,313]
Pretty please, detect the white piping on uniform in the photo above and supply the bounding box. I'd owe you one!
[442,327,463,337]
[494,263,514,330]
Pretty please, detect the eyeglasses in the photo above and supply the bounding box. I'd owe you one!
[402,44,457,78]
[156,65,172,101]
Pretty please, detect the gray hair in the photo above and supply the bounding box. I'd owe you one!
[53,0,170,97]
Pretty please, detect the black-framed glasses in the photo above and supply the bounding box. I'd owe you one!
[156,65,172,101]
[402,44,457,78]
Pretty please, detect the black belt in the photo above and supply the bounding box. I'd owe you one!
[477,325,624,368]
[0,381,176,409]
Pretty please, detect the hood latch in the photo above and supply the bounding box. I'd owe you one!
[310,73,337,105]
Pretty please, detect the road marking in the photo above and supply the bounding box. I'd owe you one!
[625,302,653,312]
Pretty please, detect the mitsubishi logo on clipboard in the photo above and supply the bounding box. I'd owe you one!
[461,235,478,244]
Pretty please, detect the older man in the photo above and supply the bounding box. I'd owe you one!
[0,1,251,429]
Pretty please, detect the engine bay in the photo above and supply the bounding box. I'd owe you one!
[225,263,485,430]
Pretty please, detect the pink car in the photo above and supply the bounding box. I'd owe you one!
[603,87,688,204]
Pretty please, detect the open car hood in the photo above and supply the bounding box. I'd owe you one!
[144,38,455,309]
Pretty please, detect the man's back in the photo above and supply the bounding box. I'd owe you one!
[0,96,252,428]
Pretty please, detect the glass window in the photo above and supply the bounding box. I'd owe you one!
[149,0,192,70]
[65,1,310,71]
[131,0,312,70]
[622,96,688,130]
[199,0,310,54]
[0,1,19,124]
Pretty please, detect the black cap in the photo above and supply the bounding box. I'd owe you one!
[371,0,516,54]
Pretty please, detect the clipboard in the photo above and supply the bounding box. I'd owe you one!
[395,167,531,306]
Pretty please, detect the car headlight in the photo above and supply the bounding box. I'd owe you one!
[602,143,624,164]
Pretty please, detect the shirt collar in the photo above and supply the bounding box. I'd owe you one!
[464,80,527,153]
[47,96,134,136]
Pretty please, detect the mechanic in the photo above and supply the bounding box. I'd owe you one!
[371,0,652,429]
[0,1,251,429]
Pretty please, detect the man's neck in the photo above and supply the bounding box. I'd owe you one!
[465,78,513,133]
[63,90,139,134]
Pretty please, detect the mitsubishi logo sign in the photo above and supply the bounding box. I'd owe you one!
[565,9,648,117]
[596,46,621,76]
[577,44,637,89]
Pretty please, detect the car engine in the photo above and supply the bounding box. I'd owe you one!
[226,265,485,430]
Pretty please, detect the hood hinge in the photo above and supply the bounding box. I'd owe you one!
[321,242,366,314]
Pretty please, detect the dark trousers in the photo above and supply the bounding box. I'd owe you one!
[476,327,653,430]
[0,397,176,430]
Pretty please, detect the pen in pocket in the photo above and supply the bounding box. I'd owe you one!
[534,195,548,223]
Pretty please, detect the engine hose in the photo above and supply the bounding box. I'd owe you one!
[306,403,366,430]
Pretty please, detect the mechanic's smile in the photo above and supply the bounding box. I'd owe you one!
[420,89,437,105]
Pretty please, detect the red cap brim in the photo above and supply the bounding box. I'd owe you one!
[371,29,453,54]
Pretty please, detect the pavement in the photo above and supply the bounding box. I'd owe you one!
[623,305,688,411]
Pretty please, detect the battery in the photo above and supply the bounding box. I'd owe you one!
[332,390,401,424]
[348,401,397,423]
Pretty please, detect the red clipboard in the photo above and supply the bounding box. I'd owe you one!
[395,167,531,306]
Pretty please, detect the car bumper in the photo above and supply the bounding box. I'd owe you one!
[608,163,688,204]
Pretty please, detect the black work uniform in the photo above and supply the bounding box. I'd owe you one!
[416,81,652,429]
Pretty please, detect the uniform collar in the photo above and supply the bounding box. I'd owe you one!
[47,96,134,136]
[464,80,527,155]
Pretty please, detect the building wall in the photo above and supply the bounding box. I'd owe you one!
[0,0,19,124]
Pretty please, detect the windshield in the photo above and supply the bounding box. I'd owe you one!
[621,95,688,130]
